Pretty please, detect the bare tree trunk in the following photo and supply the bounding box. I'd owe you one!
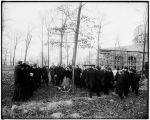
[89,50,91,64]
[12,44,17,66]
[24,48,28,63]
[10,52,12,66]
[12,37,19,66]
[97,25,101,67]
[4,49,8,65]
[60,32,63,65]
[42,24,44,67]
[72,2,82,66]
[142,26,146,76]
[48,29,50,68]
[65,34,69,66]
[24,32,32,63]
[67,46,69,66]
[72,2,82,93]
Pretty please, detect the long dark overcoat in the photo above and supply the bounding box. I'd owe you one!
[86,68,96,89]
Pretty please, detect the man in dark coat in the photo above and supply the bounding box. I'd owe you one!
[116,70,124,99]
[132,69,140,96]
[128,69,134,92]
[74,65,82,88]
[54,65,62,86]
[102,68,110,95]
[106,68,115,91]
[33,64,41,89]
[86,67,97,98]
[60,65,66,85]
[122,67,130,97]
[41,66,49,86]
[95,66,106,96]
[81,67,87,89]
[50,65,55,85]
[114,68,120,94]
[74,65,81,88]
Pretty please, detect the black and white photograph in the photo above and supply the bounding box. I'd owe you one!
[1,1,148,119]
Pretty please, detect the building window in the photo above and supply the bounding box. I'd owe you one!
[114,56,123,70]
[128,56,136,70]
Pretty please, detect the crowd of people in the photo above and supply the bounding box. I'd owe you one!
[12,61,49,101]
[12,61,141,102]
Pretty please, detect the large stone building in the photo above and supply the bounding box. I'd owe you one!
[99,45,148,71]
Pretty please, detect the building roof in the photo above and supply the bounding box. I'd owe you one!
[101,44,148,53]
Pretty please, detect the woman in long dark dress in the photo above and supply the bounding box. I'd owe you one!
[12,61,24,101]
[12,62,34,101]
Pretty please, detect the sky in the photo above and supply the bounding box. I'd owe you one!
[2,2,147,66]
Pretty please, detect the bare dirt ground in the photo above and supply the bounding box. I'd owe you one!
[1,70,148,119]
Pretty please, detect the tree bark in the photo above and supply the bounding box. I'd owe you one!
[48,29,50,68]
[60,32,63,65]
[4,49,8,65]
[142,25,146,75]
[97,25,101,67]
[12,37,19,66]
[67,46,69,66]
[12,44,17,66]
[72,2,82,93]
[24,47,28,63]
[42,24,44,67]
[24,32,32,63]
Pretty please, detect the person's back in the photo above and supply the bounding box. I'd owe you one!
[74,66,81,88]
[116,71,124,99]
[107,69,115,90]
[87,68,96,89]
[122,69,130,96]
[132,71,140,95]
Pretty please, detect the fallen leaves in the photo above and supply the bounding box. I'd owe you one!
[1,71,148,119]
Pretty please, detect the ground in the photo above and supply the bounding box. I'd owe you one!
[1,69,148,119]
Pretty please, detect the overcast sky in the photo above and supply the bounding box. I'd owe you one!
[2,2,146,66]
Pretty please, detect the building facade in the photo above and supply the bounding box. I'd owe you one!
[99,45,148,71]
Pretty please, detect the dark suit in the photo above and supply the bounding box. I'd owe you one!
[60,67,66,84]
[86,68,96,98]
[122,70,130,96]
[107,70,115,90]
[128,71,134,92]
[33,67,41,88]
[81,69,87,89]
[132,73,140,95]
[95,69,105,96]
[50,67,55,85]
[116,73,124,99]
[54,66,62,86]
[74,67,82,88]
[42,67,49,86]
